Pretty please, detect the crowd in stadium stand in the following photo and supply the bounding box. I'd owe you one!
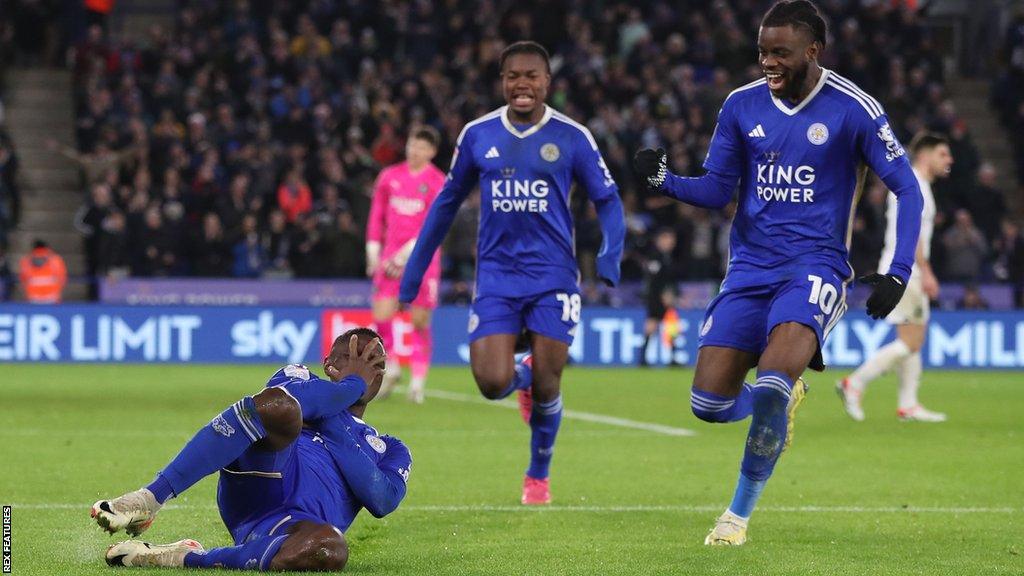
[2,1,1015,306]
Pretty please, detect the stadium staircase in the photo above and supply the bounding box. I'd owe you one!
[4,68,87,300]
[946,77,1021,214]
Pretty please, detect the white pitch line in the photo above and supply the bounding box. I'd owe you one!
[420,387,697,437]
[13,503,1020,514]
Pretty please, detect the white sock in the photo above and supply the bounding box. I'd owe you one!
[897,351,922,410]
[409,376,425,393]
[849,339,911,392]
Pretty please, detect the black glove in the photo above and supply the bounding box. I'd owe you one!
[859,273,907,319]
[633,147,667,189]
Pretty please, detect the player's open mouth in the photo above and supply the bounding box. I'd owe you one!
[512,94,535,106]
[765,71,785,91]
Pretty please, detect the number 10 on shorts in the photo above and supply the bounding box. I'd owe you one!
[806,274,839,315]
[556,293,582,323]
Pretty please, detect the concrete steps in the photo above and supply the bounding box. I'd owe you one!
[4,67,88,301]
[946,76,1020,214]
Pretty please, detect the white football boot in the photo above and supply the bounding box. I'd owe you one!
[91,488,162,536]
[898,405,947,422]
[835,377,865,422]
[704,510,749,546]
[105,539,204,567]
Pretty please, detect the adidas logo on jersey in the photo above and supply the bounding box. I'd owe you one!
[485,146,500,159]
[748,124,766,138]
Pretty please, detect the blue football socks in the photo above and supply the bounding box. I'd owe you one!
[527,394,563,480]
[727,371,793,519]
[147,397,267,503]
[494,359,533,400]
[184,533,289,570]
[690,384,753,423]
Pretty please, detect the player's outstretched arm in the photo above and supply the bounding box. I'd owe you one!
[635,148,736,209]
[399,133,478,303]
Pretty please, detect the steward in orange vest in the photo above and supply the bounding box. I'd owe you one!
[18,240,67,303]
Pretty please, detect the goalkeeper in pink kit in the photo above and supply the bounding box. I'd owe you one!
[366,127,446,403]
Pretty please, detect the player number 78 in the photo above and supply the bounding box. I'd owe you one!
[556,293,582,323]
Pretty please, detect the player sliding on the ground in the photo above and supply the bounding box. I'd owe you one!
[366,127,446,404]
[399,41,625,505]
[634,0,922,545]
[838,133,952,422]
[91,329,411,571]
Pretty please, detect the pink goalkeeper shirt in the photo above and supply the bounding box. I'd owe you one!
[366,161,446,260]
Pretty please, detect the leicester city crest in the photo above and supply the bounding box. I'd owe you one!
[806,123,829,145]
[365,434,387,454]
[540,143,560,162]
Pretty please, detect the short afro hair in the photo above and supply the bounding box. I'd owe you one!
[499,40,551,74]
[762,0,828,47]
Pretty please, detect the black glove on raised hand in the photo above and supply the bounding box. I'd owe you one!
[633,147,667,189]
[859,273,907,319]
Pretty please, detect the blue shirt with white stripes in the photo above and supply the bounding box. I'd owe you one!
[703,68,921,284]
[400,105,625,300]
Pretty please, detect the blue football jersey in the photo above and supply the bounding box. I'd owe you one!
[444,105,619,297]
[293,412,411,532]
[704,69,914,286]
[243,367,411,533]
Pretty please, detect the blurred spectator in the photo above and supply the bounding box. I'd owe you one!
[321,211,365,277]
[97,209,130,278]
[262,209,293,278]
[289,213,322,278]
[992,219,1024,307]
[190,213,231,277]
[0,242,14,301]
[640,228,679,366]
[74,183,114,298]
[48,139,135,185]
[941,209,988,281]
[0,130,20,232]
[18,239,67,303]
[132,206,176,276]
[958,285,990,310]
[961,162,1007,243]
[277,169,313,225]
[232,214,266,278]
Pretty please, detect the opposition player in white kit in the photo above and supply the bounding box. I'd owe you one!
[837,133,952,422]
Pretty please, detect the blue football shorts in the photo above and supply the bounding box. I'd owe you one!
[467,288,581,345]
[698,267,849,371]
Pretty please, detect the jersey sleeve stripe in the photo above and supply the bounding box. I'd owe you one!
[829,73,884,116]
[550,110,599,150]
[825,78,881,119]
[827,75,883,118]
[455,107,504,146]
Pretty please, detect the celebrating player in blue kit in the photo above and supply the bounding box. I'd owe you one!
[92,329,411,571]
[399,41,625,505]
[634,1,922,545]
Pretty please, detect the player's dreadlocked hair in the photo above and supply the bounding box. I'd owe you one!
[762,0,828,47]
[499,40,551,73]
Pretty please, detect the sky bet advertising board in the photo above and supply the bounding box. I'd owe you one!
[0,305,1022,369]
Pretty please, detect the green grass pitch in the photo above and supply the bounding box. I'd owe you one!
[1,364,1021,575]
